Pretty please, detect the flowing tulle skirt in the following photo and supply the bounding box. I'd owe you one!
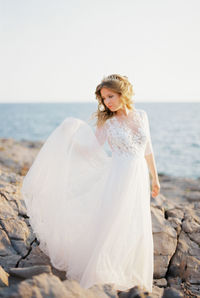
[21,117,154,293]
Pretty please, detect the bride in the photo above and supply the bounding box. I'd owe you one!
[21,74,160,293]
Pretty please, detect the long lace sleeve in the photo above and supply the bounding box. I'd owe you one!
[95,123,107,146]
[143,111,154,156]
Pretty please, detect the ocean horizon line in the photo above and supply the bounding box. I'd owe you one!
[0,101,200,104]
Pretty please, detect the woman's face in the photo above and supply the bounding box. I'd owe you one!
[100,87,123,112]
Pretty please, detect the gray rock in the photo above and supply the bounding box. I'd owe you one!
[9,265,52,279]
[0,228,17,256]
[169,230,200,284]
[10,239,30,256]
[0,195,18,220]
[0,255,21,272]
[0,273,69,298]
[152,285,164,298]
[167,217,182,234]
[63,279,116,297]
[162,287,183,297]
[0,265,9,287]
[18,246,67,281]
[1,217,31,242]
[151,206,177,278]
[165,208,184,221]
[184,191,200,202]
[153,278,167,288]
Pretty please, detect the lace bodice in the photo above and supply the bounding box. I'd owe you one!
[95,109,153,158]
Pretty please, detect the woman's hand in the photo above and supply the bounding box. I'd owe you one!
[151,178,161,198]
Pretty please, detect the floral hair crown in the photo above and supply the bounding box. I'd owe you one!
[101,75,128,83]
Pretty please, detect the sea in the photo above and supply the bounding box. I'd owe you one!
[0,102,199,179]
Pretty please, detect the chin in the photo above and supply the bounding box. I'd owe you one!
[108,107,115,111]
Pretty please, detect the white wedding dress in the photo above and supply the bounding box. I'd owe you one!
[21,108,154,293]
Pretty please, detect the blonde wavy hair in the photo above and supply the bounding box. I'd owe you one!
[91,74,135,127]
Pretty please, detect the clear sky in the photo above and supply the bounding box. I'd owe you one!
[0,0,200,103]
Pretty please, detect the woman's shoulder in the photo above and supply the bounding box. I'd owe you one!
[135,108,146,114]
[134,108,147,118]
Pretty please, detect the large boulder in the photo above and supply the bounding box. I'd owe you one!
[151,205,177,278]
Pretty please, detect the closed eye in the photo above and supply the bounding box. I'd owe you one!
[102,95,113,100]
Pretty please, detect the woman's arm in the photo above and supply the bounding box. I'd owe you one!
[145,153,160,198]
[144,111,160,197]
[145,153,159,181]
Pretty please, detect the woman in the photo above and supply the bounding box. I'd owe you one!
[21,74,160,293]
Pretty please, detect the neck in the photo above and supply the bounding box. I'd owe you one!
[115,106,134,117]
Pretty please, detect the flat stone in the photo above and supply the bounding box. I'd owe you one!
[9,265,52,279]
[153,278,167,287]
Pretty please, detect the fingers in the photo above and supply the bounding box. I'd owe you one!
[151,186,160,197]
[151,181,161,198]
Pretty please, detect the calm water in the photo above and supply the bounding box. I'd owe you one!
[0,102,199,179]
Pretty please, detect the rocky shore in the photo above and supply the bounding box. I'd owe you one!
[0,138,200,298]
